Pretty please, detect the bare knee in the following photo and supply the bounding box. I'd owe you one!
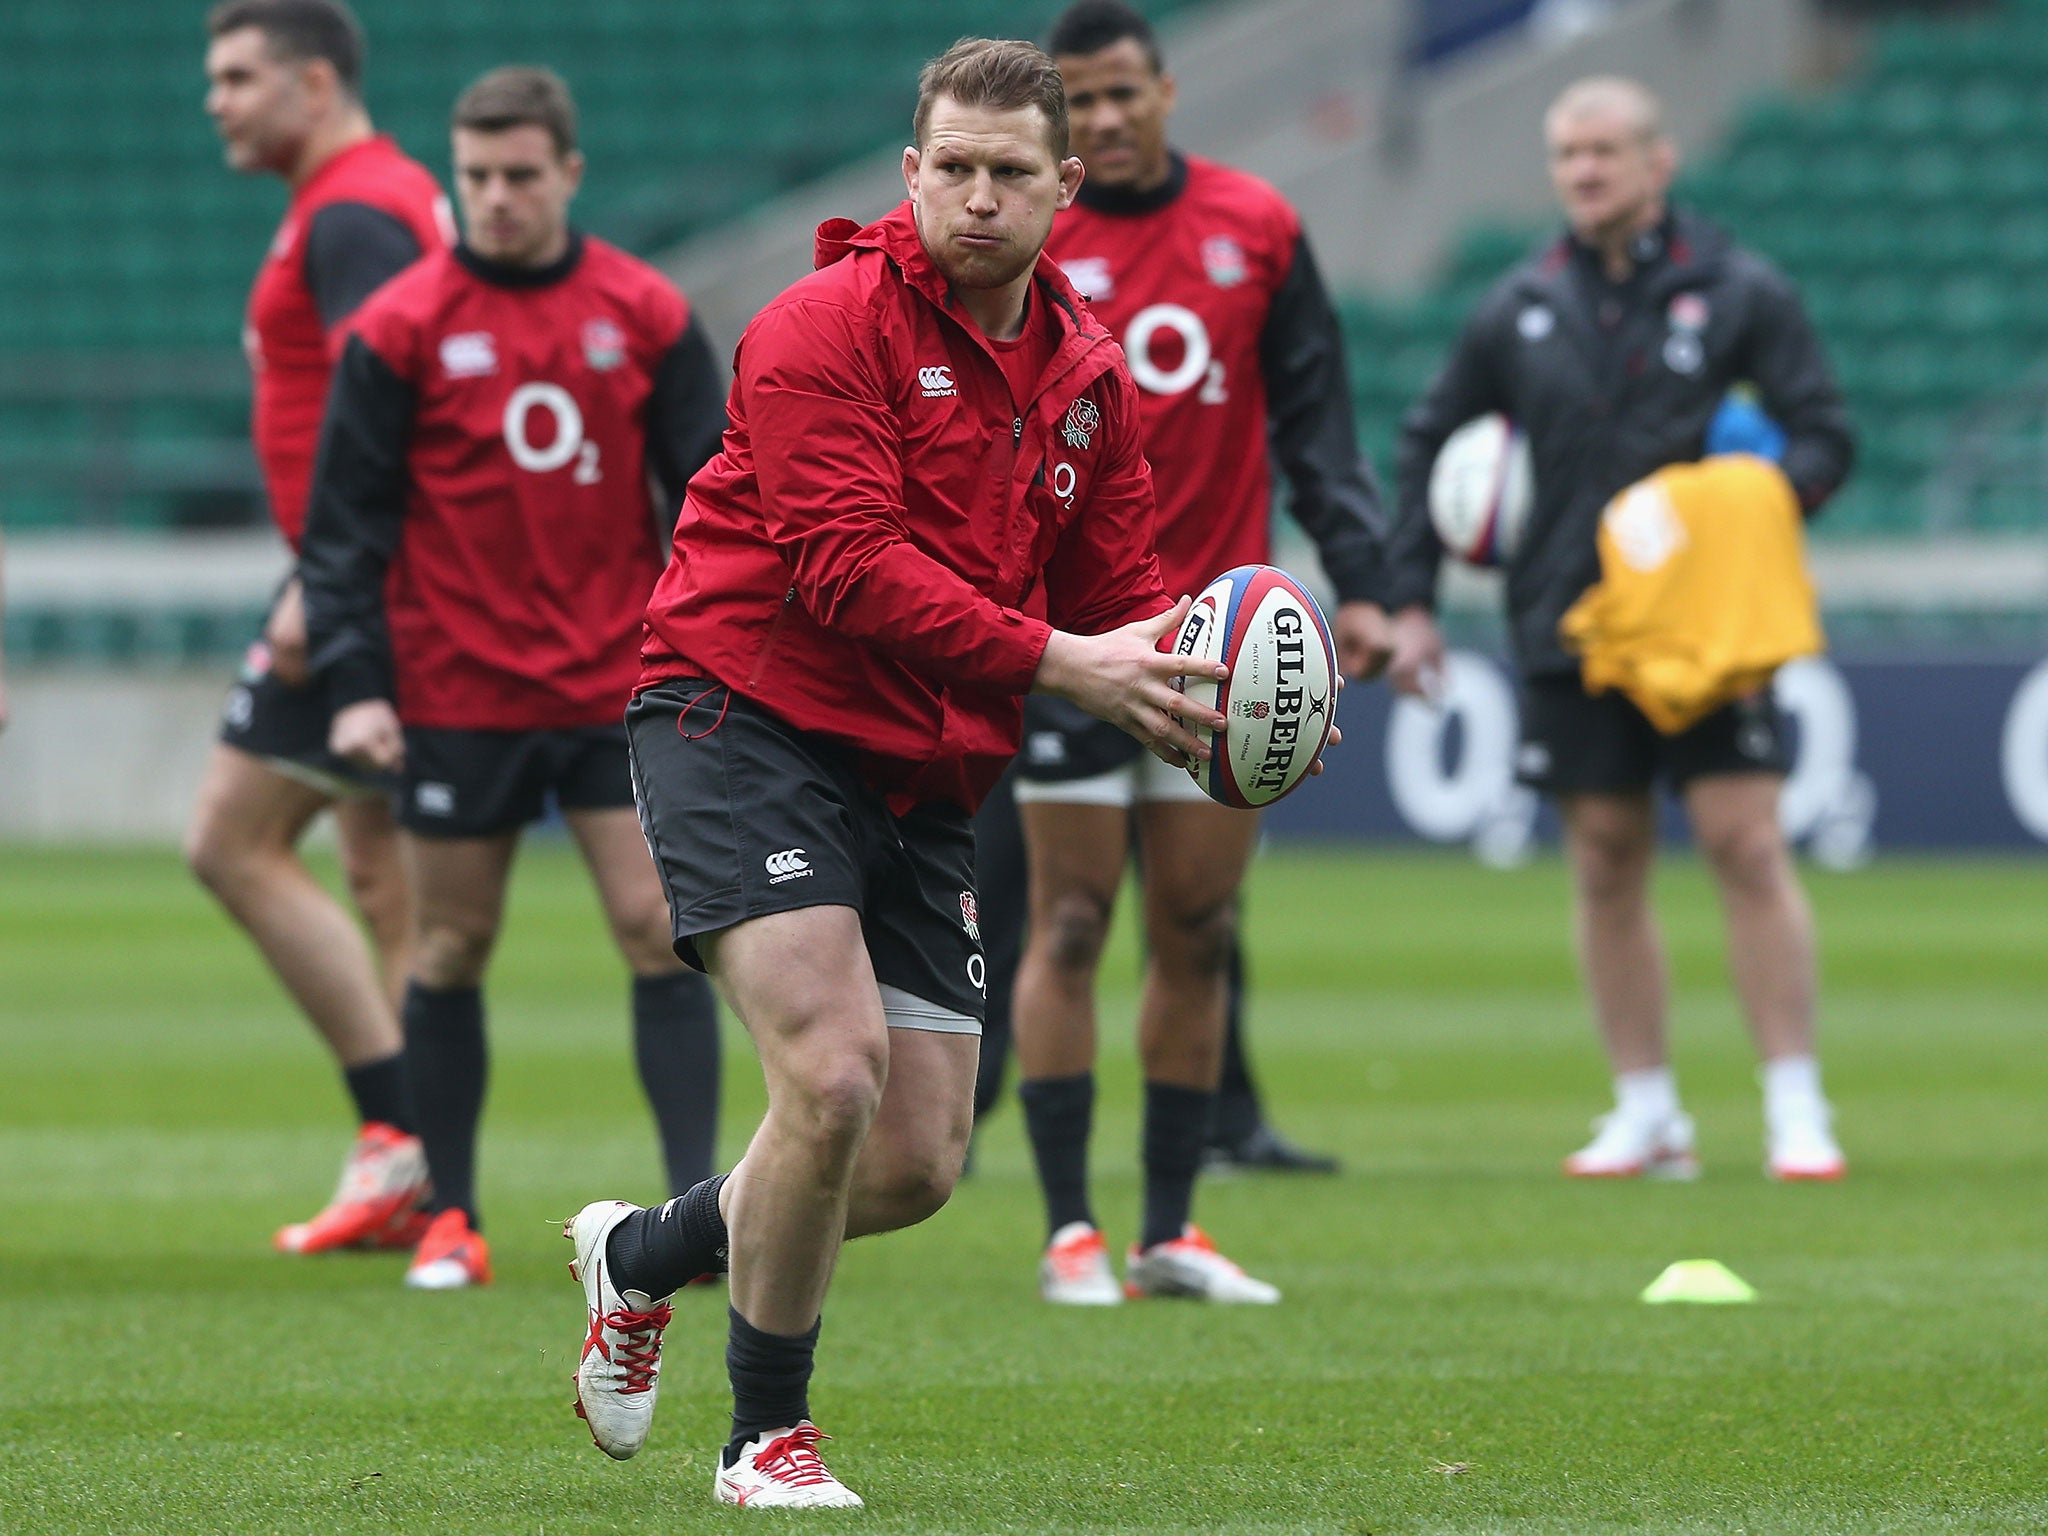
[341,846,408,942]
[1698,815,1792,900]
[412,919,498,989]
[871,1148,962,1227]
[786,1040,890,1152]
[1038,892,1112,977]
[857,1118,968,1232]
[1569,811,1655,908]
[1150,896,1236,981]
[184,804,280,901]
[612,899,682,976]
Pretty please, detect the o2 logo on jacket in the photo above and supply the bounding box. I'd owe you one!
[1123,303,1227,404]
[502,382,601,484]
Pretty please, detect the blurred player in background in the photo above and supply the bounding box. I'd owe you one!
[1002,0,1391,1307]
[300,67,727,1288]
[189,0,449,1255]
[555,39,1262,1507]
[1385,78,1855,1181]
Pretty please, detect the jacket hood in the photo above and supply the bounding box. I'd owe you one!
[814,203,1103,341]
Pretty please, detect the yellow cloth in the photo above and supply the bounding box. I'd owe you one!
[1559,454,1823,734]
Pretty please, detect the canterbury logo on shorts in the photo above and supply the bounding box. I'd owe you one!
[765,847,812,883]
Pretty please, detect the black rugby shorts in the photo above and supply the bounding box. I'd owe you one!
[218,630,391,798]
[398,723,634,837]
[1013,694,1145,784]
[1516,672,1789,796]
[626,678,986,1023]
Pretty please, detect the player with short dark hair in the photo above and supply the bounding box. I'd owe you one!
[299,65,727,1289]
[207,0,366,95]
[997,0,1391,1307]
[189,0,450,1256]
[1386,77,1855,1181]
[451,59,578,154]
[550,36,1303,1509]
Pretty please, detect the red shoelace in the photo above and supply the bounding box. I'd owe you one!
[752,1424,836,1486]
[593,1302,673,1393]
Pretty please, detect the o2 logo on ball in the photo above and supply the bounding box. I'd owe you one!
[1168,565,1337,809]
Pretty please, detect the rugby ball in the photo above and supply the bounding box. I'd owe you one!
[1168,564,1338,809]
[1429,413,1533,567]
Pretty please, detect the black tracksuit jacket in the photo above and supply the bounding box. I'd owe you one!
[1385,210,1856,677]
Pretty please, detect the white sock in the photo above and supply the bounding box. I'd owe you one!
[1614,1066,1680,1124]
[1762,1055,1826,1123]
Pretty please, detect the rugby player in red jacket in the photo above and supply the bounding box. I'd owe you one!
[189,0,449,1257]
[299,69,727,1291]
[552,40,1330,1509]
[1002,0,1392,1308]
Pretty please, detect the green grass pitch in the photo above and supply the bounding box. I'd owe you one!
[1,842,2043,1533]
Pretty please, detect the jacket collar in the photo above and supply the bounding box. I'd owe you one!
[815,202,1106,347]
[1531,206,1726,295]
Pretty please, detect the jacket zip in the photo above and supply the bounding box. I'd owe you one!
[746,585,799,690]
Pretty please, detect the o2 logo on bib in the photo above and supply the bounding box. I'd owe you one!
[503,382,601,484]
[1123,304,1227,404]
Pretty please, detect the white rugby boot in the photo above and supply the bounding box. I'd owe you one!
[715,1422,864,1509]
[565,1200,674,1460]
[1124,1225,1280,1304]
[1039,1221,1123,1306]
[1767,1103,1847,1182]
[1563,1109,1700,1180]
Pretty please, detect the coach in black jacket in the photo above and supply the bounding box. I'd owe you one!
[1385,77,1856,1184]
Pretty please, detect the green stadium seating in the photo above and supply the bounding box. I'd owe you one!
[0,0,1200,549]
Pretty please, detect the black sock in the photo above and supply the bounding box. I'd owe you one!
[606,1172,729,1297]
[1019,1073,1096,1238]
[631,970,721,1195]
[1210,941,1262,1145]
[342,1051,413,1135]
[1142,1080,1215,1249]
[724,1307,821,1463]
[402,982,487,1228]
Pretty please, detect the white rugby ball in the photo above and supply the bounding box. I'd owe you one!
[1429,413,1533,567]
[1169,564,1338,809]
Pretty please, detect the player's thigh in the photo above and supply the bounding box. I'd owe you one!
[1559,790,1658,893]
[330,788,405,882]
[187,743,331,858]
[403,829,520,947]
[1018,800,1129,922]
[1133,796,1260,933]
[865,1024,979,1177]
[562,804,676,966]
[702,904,889,1101]
[1681,772,1792,884]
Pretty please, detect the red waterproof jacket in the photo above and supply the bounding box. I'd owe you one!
[642,202,1169,812]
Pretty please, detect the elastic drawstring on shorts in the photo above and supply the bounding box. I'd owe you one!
[675,685,732,741]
